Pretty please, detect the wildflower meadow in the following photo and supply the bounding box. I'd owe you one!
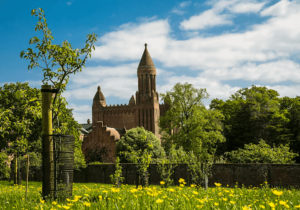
[1,179,300,209]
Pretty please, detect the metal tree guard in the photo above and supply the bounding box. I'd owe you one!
[42,134,75,200]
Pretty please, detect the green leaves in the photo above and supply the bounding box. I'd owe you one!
[116,127,165,163]
[225,140,298,164]
[159,82,225,159]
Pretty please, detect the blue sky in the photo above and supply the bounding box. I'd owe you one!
[1,0,300,124]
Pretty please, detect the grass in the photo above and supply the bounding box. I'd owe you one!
[1,180,300,209]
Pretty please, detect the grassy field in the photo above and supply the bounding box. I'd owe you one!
[1,180,300,209]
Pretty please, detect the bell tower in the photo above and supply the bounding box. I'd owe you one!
[135,44,160,138]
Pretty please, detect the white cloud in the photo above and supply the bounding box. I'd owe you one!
[172,9,185,15]
[230,2,266,13]
[180,9,233,30]
[157,75,241,101]
[72,111,92,124]
[260,0,294,17]
[199,59,300,83]
[266,84,300,98]
[180,0,267,30]
[92,20,170,61]
[68,103,91,112]
[180,1,191,8]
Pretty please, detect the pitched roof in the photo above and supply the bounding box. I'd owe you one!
[138,43,155,68]
[81,124,93,132]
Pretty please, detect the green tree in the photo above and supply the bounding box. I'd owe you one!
[116,127,165,163]
[159,82,225,160]
[0,82,86,169]
[210,85,291,154]
[279,96,300,162]
[0,82,42,155]
[0,152,11,180]
[225,140,298,163]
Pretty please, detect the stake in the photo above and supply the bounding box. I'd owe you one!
[41,85,54,199]
[14,154,17,185]
[25,155,29,200]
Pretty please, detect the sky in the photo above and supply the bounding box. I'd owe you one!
[1,0,300,124]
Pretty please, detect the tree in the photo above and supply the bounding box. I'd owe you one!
[116,127,165,163]
[159,82,225,160]
[0,82,86,170]
[0,82,42,155]
[0,152,10,180]
[20,8,97,126]
[210,85,292,155]
[279,96,300,162]
[225,140,298,163]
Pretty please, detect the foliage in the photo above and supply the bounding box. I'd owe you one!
[210,85,292,155]
[279,96,300,162]
[185,151,214,189]
[0,152,10,179]
[2,181,300,209]
[0,82,42,155]
[225,140,298,164]
[20,8,97,125]
[0,82,86,169]
[122,149,152,187]
[159,82,225,161]
[157,145,186,188]
[109,157,124,187]
[116,127,165,163]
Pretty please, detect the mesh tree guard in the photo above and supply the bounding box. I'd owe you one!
[42,134,75,200]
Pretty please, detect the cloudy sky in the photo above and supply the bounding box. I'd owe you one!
[1,0,300,124]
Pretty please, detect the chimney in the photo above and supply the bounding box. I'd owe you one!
[87,119,91,124]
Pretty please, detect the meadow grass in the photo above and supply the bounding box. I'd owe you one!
[1,180,300,209]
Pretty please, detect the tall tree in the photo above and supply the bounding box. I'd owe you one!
[279,96,300,162]
[159,82,225,160]
[0,82,86,169]
[210,85,292,155]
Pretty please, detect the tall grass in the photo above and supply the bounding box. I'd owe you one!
[0,180,300,209]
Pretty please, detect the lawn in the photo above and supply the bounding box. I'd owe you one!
[0,180,300,209]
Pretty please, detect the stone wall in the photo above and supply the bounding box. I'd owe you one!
[21,164,300,188]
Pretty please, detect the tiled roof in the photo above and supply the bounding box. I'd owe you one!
[138,43,155,68]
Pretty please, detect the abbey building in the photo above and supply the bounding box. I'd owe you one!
[81,44,168,162]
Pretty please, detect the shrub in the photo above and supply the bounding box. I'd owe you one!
[225,140,298,163]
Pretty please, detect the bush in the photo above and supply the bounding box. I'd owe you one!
[116,127,165,163]
[225,140,298,163]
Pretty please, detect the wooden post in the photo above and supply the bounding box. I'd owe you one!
[14,155,17,185]
[25,155,29,200]
[41,85,54,199]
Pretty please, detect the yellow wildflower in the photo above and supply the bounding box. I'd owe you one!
[40,199,45,204]
[160,181,165,185]
[214,203,219,206]
[214,183,222,187]
[62,206,70,210]
[52,201,57,205]
[179,178,185,183]
[156,199,163,204]
[259,205,265,209]
[230,201,236,204]
[222,198,228,201]
[83,202,91,207]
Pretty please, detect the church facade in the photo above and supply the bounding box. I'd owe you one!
[81,44,168,163]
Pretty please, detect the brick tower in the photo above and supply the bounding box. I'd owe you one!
[135,43,160,138]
